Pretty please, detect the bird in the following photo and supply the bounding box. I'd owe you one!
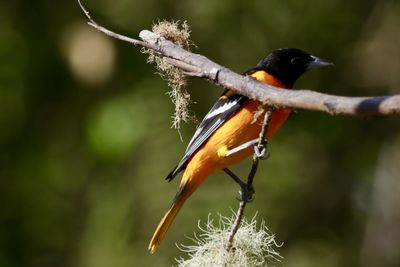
[148,48,333,253]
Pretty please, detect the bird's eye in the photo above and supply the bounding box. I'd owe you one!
[291,57,302,66]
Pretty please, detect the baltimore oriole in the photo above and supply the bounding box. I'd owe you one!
[149,48,332,253]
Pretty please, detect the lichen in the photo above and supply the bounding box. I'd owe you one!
[176,213,283,267]
[142,20,197,131]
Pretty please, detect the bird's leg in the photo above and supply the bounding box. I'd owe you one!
[222,136,269,201]
[223,168,255,202]
[224,139,269,160]
[224,139,259,157]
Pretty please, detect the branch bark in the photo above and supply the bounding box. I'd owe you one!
[76,0,400,116]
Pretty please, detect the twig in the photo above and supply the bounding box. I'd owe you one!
[77,0,158,50]
[76,1,400,116]
[225,107,275,253]
[226,201,247,253]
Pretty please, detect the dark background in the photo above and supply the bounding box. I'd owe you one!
[1,0,400,266]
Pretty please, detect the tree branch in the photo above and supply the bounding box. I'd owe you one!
[138,30,400,116]
[77,0,158,50]
[76,2,400,116]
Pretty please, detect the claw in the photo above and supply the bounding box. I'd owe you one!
[239,184,255,203]
[253,140,268,160]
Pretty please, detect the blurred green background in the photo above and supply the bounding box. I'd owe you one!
[1,0,400,266]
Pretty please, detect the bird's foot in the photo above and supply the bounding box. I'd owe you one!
[238,183,255,203]
[253,140,269,160]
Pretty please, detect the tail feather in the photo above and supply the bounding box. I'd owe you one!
[148,190,187,253]
[149,156,213,253]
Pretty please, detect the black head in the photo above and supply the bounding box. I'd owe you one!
[253,48,333,87]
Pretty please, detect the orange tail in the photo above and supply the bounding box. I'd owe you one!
[148,188,188,253]
[149,146,215,253]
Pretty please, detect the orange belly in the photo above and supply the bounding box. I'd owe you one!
[179,100,289,188]
[178,69,291,190]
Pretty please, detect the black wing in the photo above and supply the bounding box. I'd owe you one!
[166,89,248,181]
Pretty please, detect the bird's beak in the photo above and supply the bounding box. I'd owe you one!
[307,55,334,69]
